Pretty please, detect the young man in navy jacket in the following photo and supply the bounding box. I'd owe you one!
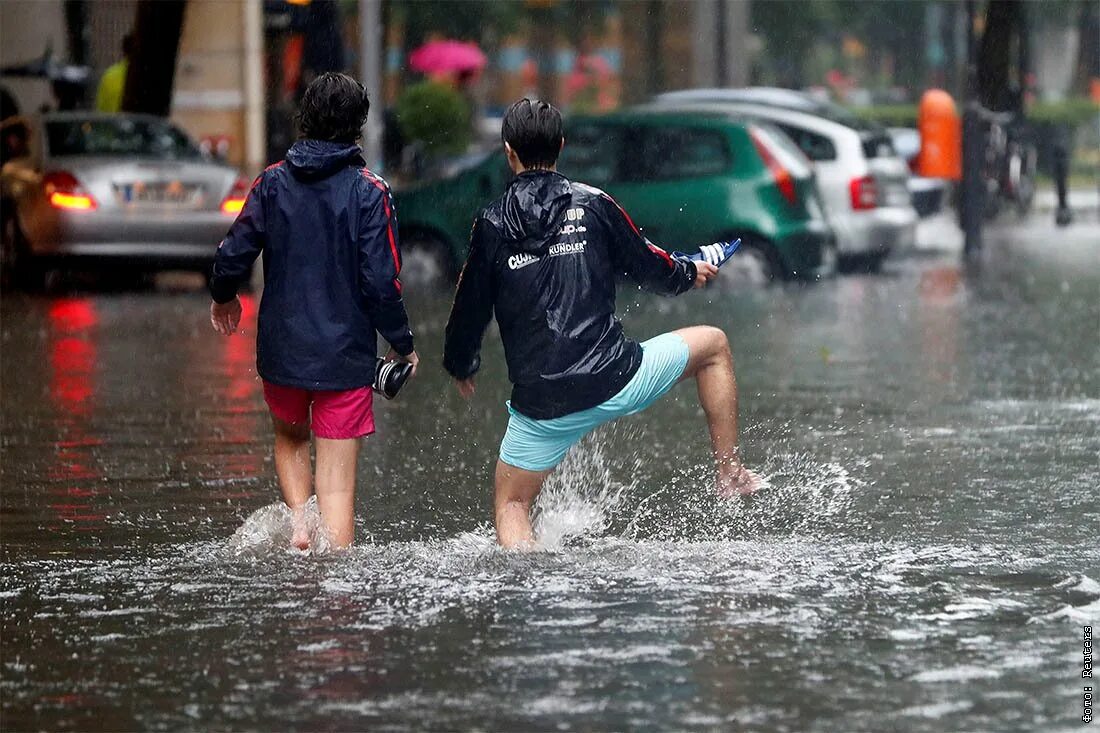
[443,99,761,549]
[209,73,418,550]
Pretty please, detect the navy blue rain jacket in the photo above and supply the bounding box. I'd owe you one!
[442,170,696,419]
[210,139,414,390]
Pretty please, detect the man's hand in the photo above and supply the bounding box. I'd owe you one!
[693,261,718,289]
[210,297,243,335]
[385,347,419,377]
[455,377,476,399]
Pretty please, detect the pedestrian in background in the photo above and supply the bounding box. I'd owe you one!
[209,72,418,550]
[95,34,132,113]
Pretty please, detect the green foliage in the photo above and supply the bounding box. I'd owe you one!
[848,99,1099,128]
[750,0,926,88]
[849,105,919,128]
[395,81,471,155]
[1029,98,1100,126]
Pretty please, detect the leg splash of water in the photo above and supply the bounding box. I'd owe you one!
[528,422,863,547]
[530,438,635,551]
[227,495,335,557]
[621,451,862,542]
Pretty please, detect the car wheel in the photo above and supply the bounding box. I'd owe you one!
[716,238,780,287]
[1,208,46,292]
[400,232,457,287]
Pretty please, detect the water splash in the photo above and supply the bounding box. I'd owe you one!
[523,425,861,546]
[531,438,633,550]
[227,495,333,557]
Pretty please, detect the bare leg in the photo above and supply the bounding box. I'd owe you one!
[273,416,313,549]
[494,460,551,549]
[314,437,361,548]
[674,326,761,495]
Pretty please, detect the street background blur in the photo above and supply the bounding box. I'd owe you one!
[2,0,1097,180]
[3,3,1099,731]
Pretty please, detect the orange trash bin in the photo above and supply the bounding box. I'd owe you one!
[917,89,962,181]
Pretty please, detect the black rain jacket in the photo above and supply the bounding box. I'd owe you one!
[442,170,696,420]
[209,139,413,390]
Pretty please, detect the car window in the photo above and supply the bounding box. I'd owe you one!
[558,122,621,185]
[775,123,836,162]
[625,126,731,181]
[45,117,203,160]
[860,132,897,159]
[749,123,813,179]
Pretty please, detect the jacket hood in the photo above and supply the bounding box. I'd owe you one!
[286,139,364,181]
[500,170,573,253]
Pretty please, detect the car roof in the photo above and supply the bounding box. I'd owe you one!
[568,106,754,129]
[651,100,869,139]
[658,87,819,109]
[655,87,879,131]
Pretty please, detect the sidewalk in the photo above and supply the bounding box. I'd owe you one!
[1033,186,1100,212]
[912,191,1098,258]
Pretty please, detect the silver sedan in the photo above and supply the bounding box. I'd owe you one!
[1,112,247,288]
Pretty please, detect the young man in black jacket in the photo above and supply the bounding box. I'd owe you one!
[443,99,761,549]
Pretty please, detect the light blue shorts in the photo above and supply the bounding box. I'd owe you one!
[499,332,690,472]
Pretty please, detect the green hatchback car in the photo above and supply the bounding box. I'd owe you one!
[393,108,834,282]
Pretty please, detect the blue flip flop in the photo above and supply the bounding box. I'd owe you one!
[673,238,741,268]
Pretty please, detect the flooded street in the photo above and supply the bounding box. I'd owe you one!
[2,222,1098,731]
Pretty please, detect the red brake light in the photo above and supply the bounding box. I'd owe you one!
[749,128,797,206]
[44,171,97,211]
[849,175,879,210]
[220,177,250,215]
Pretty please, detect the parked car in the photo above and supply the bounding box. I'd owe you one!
[886,126,947,218]
[390,150,514,283]
[654,88,918,272]
[1,112,248,288]
[394,108,835,283]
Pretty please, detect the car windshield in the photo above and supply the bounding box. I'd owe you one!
[45,117,203,160]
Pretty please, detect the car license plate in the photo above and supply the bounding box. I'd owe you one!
[117,181,202,207]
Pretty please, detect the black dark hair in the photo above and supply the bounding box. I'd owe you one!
[501,98,563,169]
[297,72,370,143]
[122,33,135,57]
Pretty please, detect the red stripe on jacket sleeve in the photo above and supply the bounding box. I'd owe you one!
[250,160,285,190]
[602,193,674,268]
[362,169,402,291]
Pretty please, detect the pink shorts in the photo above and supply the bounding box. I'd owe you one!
[262,381,375,439]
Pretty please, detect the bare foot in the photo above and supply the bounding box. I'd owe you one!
[717,466,764,497]
[290,507,311,551]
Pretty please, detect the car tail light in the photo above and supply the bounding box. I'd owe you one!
[220,177,250,215]
[850,175,879,210]
[43,171,97,211]
[749,128,797,206]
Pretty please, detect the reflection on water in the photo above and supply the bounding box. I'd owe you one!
[1,242,1098,731]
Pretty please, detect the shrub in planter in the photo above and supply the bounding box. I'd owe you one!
[395,81,472,157]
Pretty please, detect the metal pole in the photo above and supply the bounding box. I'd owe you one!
[960,0,984,259]
[359,0,383,170]
[692,0,720,88]
[723,0,749,88]
[243,0,265,175]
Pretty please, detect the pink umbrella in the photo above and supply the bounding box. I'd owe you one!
[408,40,487,76]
